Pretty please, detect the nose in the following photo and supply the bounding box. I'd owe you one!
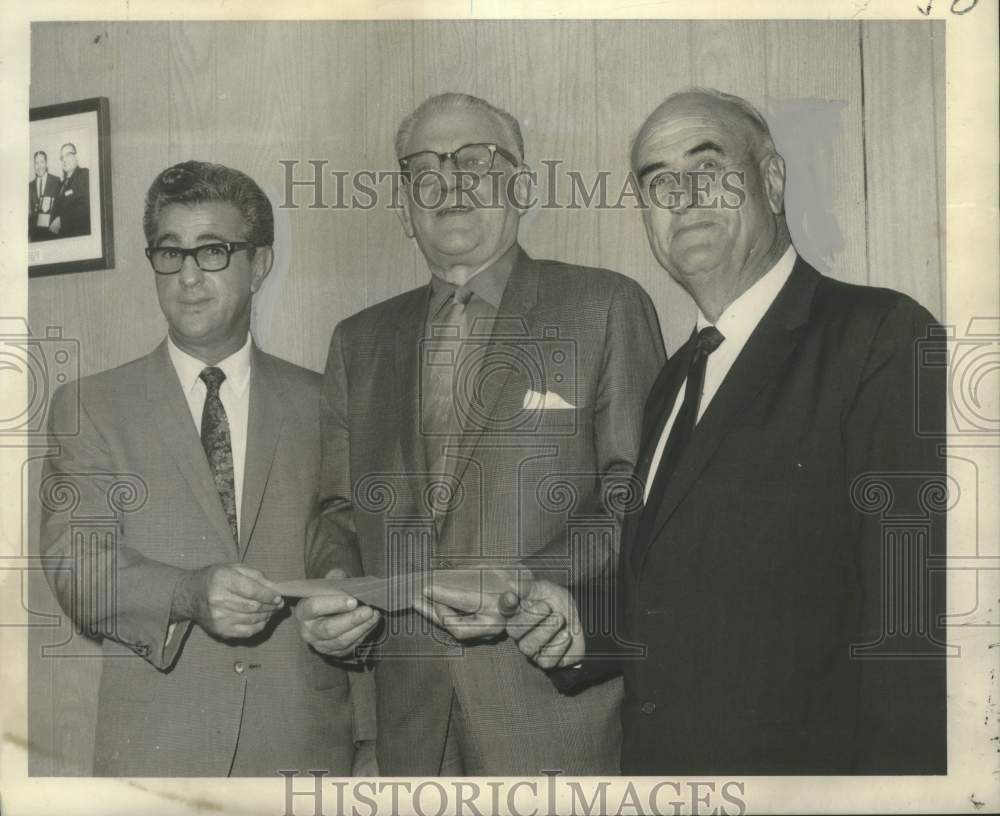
[177,253,205,287]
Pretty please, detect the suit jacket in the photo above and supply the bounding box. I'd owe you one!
[29,173,61,241]
[51,166,91,237]
[41,341,358,777]
[307,247,665,775]
[556,257,948,775]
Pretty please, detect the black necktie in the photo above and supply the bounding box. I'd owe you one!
[630,326,725,564]
[199,367,238,546]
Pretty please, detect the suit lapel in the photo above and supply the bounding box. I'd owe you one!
[238,346,286,559]
[439,249,540,524]
[633,259,820,571]
[396,285,434,483]
[145,342,236,557]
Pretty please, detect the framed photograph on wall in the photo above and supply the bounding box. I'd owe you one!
[28,96,114,277]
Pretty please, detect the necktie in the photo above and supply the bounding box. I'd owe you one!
[199,366,238,546]
[422,286,473,473]
[630,326,725,566]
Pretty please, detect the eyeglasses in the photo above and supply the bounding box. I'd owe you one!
[399,143,520,182]
[145,241,256,275]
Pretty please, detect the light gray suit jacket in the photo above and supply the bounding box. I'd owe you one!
[41,341,359,776]
[307,248,665,775]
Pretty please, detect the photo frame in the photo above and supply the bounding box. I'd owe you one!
[28,96,114,277]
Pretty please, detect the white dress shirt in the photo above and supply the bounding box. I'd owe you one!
[167,334,253,527]
[643,245,798,502]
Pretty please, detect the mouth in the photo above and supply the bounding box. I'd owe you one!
[177,298,212,309]
[436,204,474,217]
[673,220,719,239]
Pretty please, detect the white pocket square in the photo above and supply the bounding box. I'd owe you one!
[523,389,575,410]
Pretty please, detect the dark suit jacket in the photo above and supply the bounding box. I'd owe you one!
[41,341,358,776]
[51,166,91,237]
[556,256,948,775]
[29,173,61,240]
[307,247,665,775]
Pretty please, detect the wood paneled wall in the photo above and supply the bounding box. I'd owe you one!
[27,19,944,775]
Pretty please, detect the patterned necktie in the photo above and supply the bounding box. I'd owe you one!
[422,286,474,472]
[199,366,238,546]
[630,326,725,567]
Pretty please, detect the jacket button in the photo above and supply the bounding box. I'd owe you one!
[641,701,657,715]
[233,660,246,674]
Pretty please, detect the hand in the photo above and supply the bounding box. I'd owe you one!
[48,216,61,234]
[505,579,584,670]
[415,567,521,643]
[174,563,284,640]
[293,569,381,658]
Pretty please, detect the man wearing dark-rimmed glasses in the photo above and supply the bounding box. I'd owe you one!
[300,92,664,775]
[41,160,364,776]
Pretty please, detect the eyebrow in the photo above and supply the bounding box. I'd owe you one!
[636,160,668,181]
[155,232,232,246]
[684,140,725,157]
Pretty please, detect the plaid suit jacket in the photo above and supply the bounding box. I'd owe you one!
[307,247,665,775]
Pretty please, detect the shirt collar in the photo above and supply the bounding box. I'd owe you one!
[427,241,520,318]
[695,244,798,342]
[166,333,253,398]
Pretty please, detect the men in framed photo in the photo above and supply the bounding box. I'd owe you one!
[28,149,60,242]
[48,142,90,238]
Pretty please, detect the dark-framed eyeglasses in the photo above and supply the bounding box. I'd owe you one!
[145,241,257,275]
[398,142,520,181]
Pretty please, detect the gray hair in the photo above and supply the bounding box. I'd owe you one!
[143,160,274,247]
[394,92,525,160]
[630,87,777,171]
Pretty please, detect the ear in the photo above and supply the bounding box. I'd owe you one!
[395,187,416,238]
[761,152,786,215]
[249,245,274,293]
[510,162,537,214]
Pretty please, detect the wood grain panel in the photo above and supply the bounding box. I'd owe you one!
[475,21,600,269]
[765,20,867,285]
[290,22,369,371]
[364,21,421,308]
[413,20,480,101]
[29,21,172,775]
[862,21,943,319]
[26,20,945,776]
[595,20,694,355]
[167,22,218,165]
[690,21,767,107]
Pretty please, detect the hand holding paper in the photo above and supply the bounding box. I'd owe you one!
[292,569,381,658]
[416,567,524,643]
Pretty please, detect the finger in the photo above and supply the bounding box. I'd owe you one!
[316,605,377,640]
[498,591,520,617]
[223,621,268,639]
[424,584,488,614]
[534,629,573,669]
[515,612,565,658]
[315,610,381,654]
[297,593,359,620]
[506,602,553,639]
[230,564,284,596]
[413,597,446,627]
[229,572,284,605]
[220,610,273,626]
[440,610,505,641]
[214,593,280,614]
